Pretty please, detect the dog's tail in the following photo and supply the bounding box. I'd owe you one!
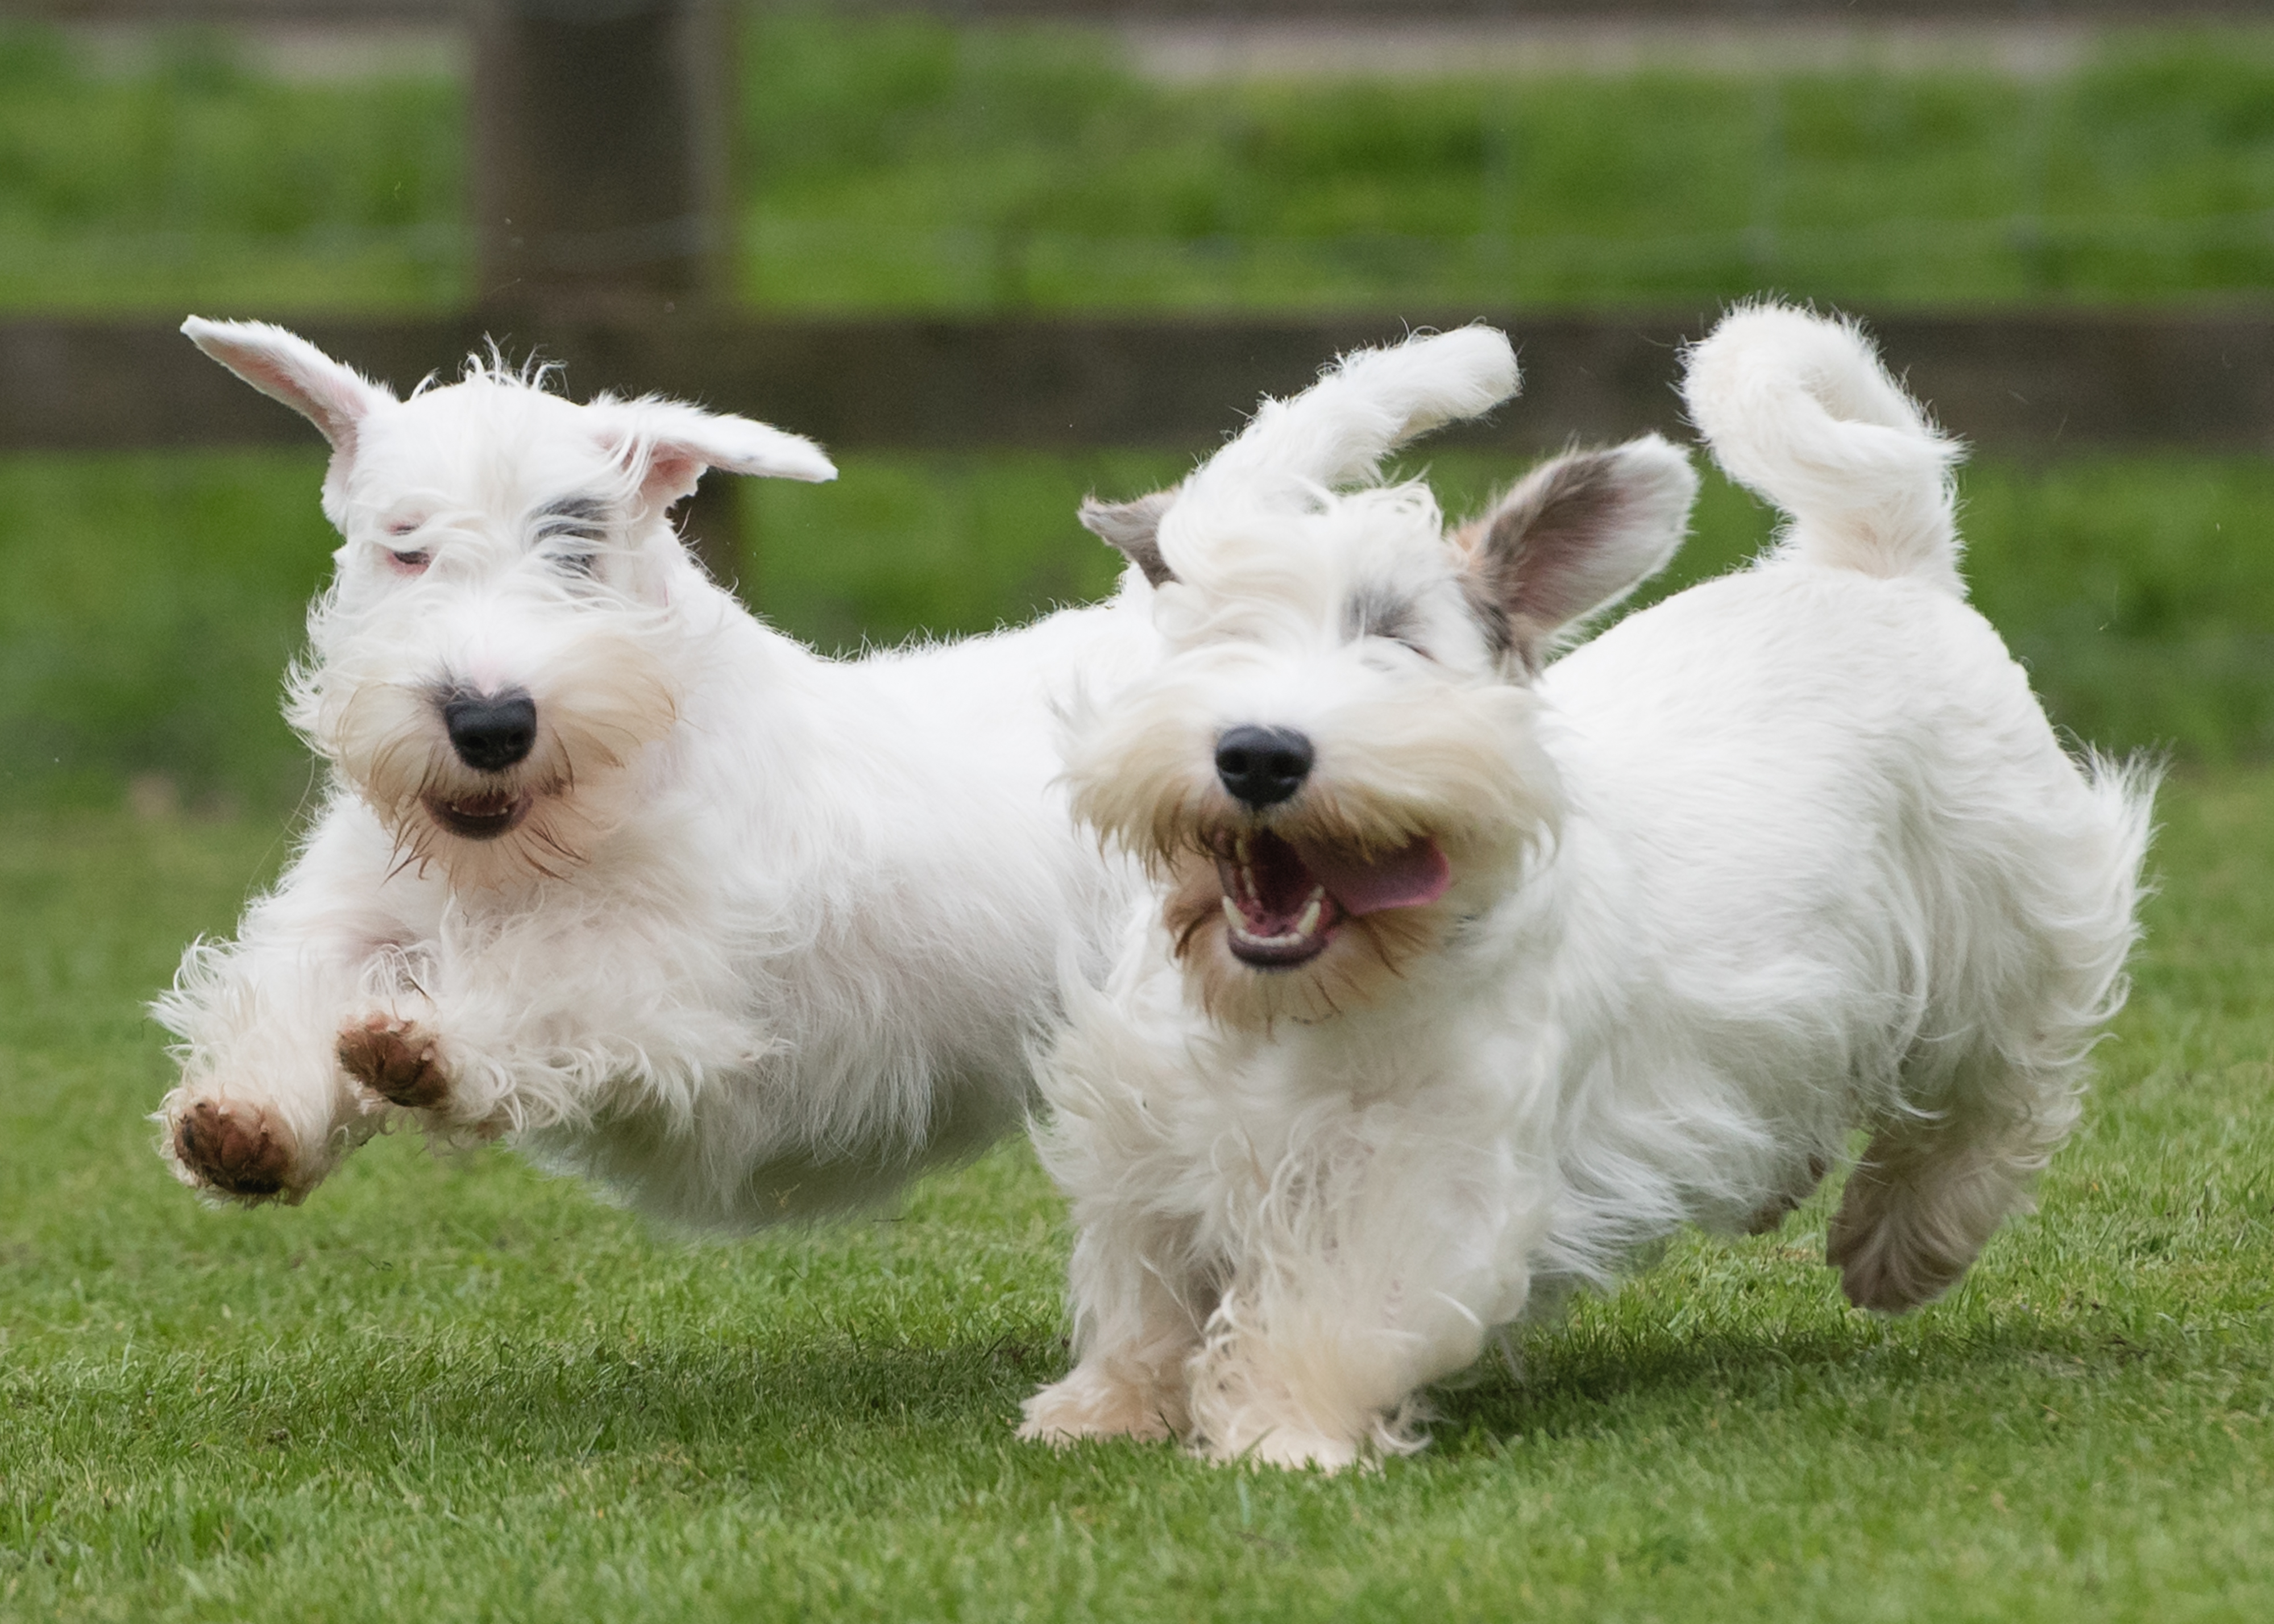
[1682,304,1964,593]
[1188,325,1520,502]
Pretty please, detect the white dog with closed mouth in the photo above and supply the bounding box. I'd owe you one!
[1019,311,2154,1471]
[156,318,1155,1228]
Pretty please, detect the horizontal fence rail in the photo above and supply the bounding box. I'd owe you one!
[6,311,2272,456]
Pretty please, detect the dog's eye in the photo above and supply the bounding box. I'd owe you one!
[536,497,608,539]
[1343,589,1431,659]
[534,496,610,576]
[385,518,423,538]
[387,549,432,575]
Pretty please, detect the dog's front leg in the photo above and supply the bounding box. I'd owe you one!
[1185,1144,1529,1472]
[330,975,552,1143]
[156,814,425,1203]
[1020,1207,1211,1447]
[332,908,758,1144]
[331,985,528,1140]
[1187,1268,1498,1473]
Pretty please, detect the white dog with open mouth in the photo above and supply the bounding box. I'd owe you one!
[1019,313,2154,1470]
[156,318,1153,1228]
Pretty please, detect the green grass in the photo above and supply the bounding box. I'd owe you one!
[7,446,2274,816]
[6,17,2274,312]
[2,768,2269,1621]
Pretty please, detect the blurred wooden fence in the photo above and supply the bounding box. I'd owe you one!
[9,308,2274,455]
[7,0,2272,576]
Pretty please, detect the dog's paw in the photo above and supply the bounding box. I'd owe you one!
[337,1013,451,1110]
[1825,1201,1969,1315]
[1018,1366,1185,1447]
[169,1096,297,1202]
[1202,1425,1366,1474]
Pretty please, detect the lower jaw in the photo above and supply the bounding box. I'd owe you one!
[425,793,530,841]
[1223,921,1337,969]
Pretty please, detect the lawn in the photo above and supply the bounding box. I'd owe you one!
[0,766,2268,1621]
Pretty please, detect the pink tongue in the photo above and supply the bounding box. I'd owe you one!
[1291,836,1450,917]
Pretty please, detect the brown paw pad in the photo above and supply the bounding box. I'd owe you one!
[173,1099,293,1199]
[338,1016,449,1109]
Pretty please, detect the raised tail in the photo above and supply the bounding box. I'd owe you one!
[1682,304,1965,593]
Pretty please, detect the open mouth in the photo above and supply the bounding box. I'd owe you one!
[1212,828,1451,969]
[425,790,529,841]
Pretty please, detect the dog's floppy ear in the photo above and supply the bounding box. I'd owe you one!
[1462,434,1698,664]
[600,399,836,509]
[183,317,396,520]
[1189,325,1520,504]
[1078,491,1178,588]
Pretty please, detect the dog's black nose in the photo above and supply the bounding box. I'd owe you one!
[443,692,537,773]
[1215,725,1313,808]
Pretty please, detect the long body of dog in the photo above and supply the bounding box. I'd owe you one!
[156,319,1154,1228]
[1020,313,2155,1470]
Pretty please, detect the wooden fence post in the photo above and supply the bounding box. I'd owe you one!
[471,0,748,584]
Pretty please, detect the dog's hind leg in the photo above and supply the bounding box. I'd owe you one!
[1829,752,2151,1313]
[1826,1056,2080,1313]
[1743,1152,1831,1236]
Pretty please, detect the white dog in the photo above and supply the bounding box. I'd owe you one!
[156,318,1156,1228]
[1019,312,2154,1471]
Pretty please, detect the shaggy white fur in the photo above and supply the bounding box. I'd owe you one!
[1020,313,2156,1471]
[154,318,1156,1227]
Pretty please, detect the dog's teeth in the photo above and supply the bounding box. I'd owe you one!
[1223,896,1243,933]
[1296,898,1321,936]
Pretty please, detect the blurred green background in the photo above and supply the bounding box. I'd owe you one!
[3,13,2273,807]
[9,15,2274,312]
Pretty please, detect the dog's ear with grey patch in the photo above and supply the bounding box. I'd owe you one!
[598,398,837,508]
[183,317,396,520]
[1462,434,1699,664]
[1079,491,1179,588]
